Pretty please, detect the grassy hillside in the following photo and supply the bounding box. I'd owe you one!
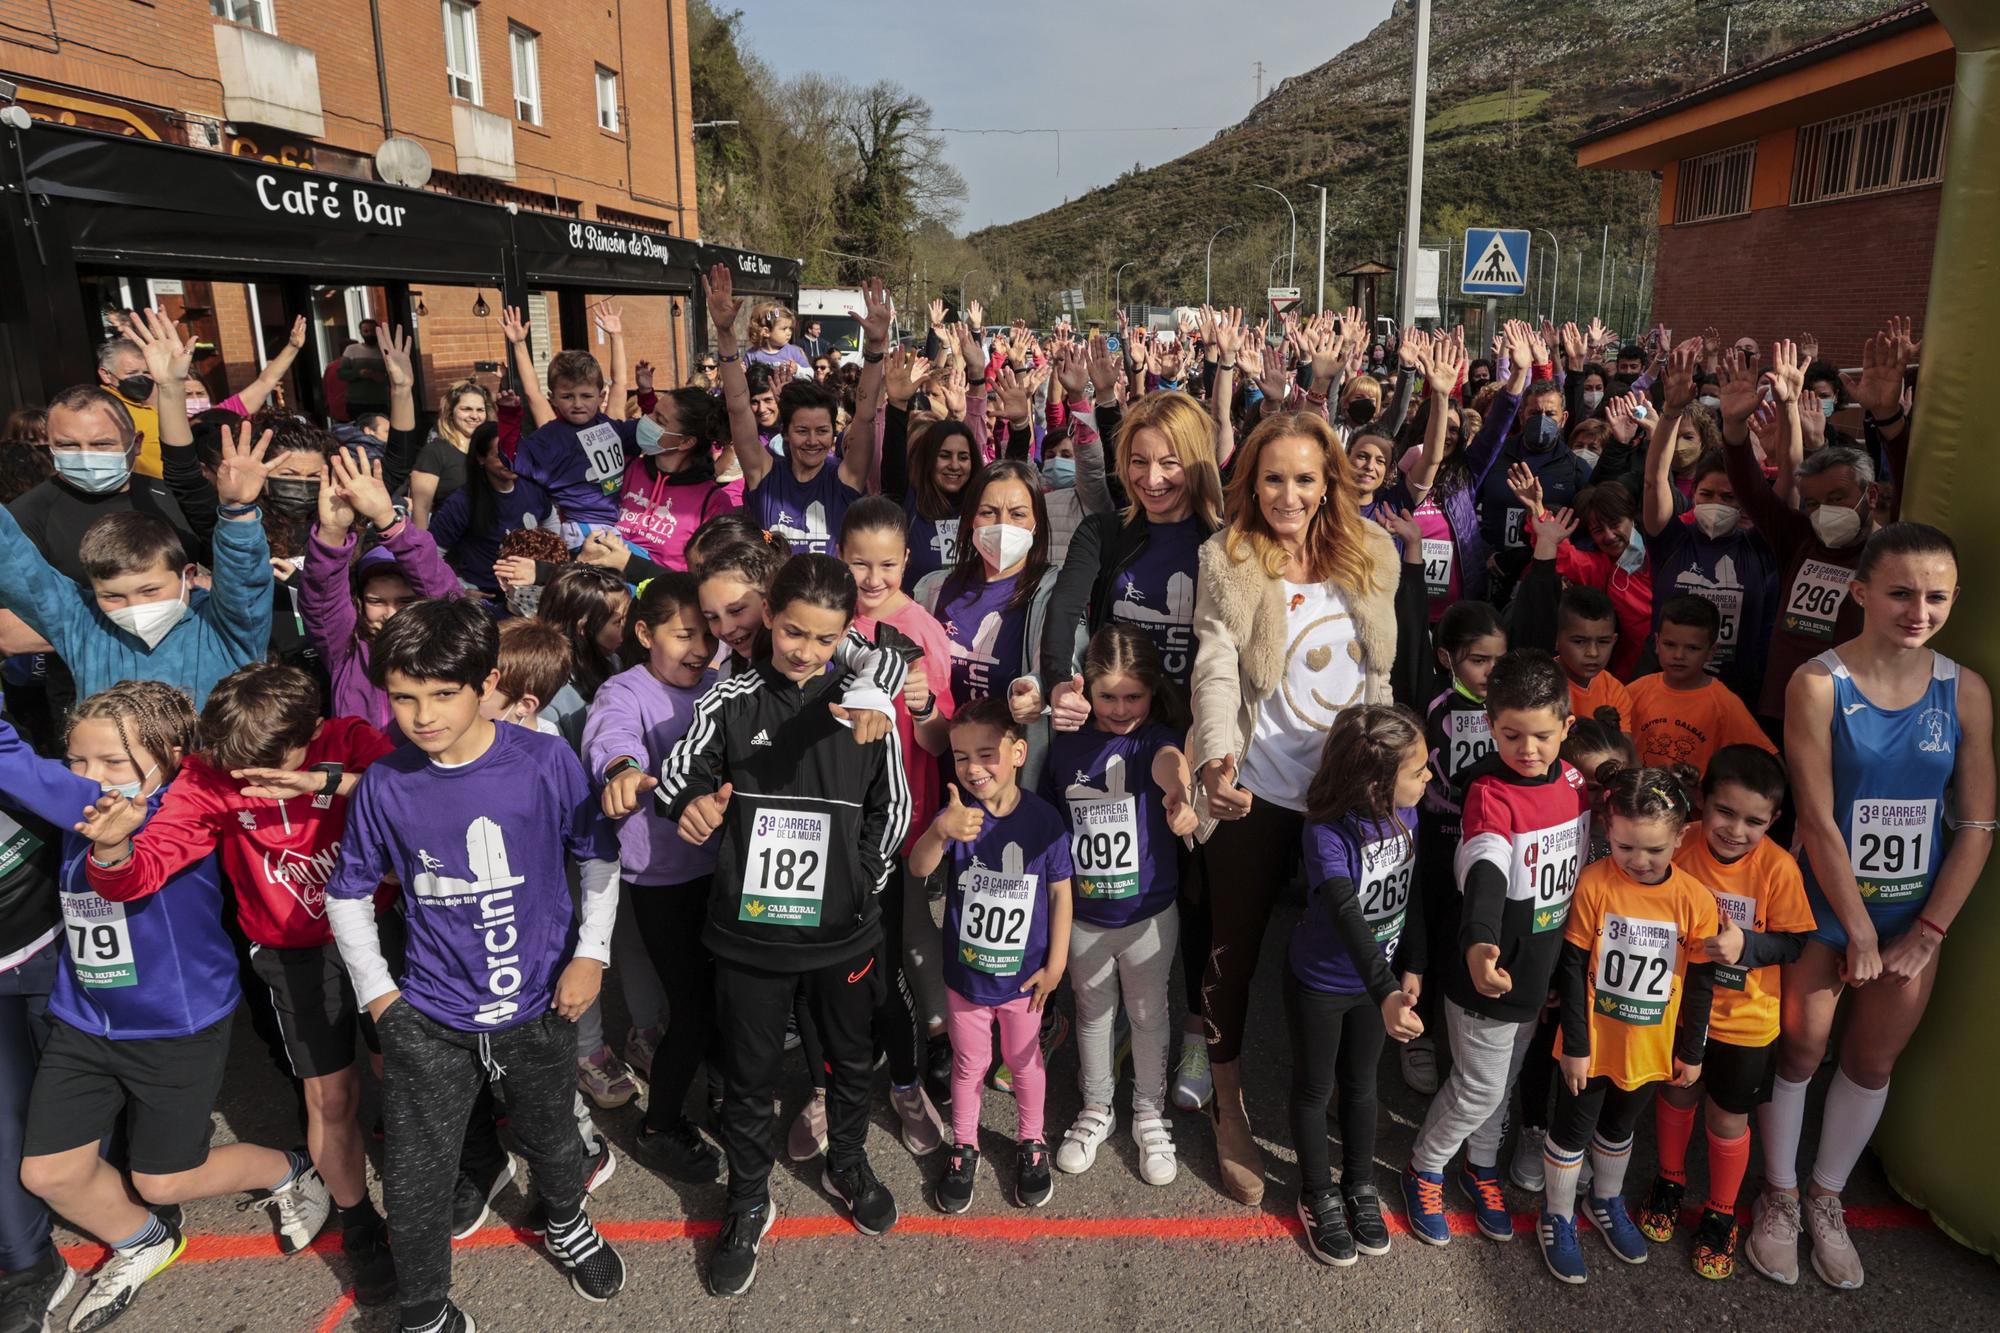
[968,0,1892,326]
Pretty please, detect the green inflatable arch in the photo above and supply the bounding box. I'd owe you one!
[1874,0,2000,1260]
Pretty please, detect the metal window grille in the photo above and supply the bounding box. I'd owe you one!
[1792,88,1951,206]
[1673,142,1756,224]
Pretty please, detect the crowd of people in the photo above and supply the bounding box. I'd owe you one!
[0,264,1987,1333]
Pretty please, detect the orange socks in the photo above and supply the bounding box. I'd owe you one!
[1705,1126,1752,1215]
[1653,1097,1697,1186]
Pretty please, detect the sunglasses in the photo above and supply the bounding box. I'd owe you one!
[700,362,718,371]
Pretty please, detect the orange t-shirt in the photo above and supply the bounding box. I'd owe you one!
[1672,833,1815,1048]
[1559,857,1718,1090]
[1568,670,1633,736]
[1626,674,1776,774]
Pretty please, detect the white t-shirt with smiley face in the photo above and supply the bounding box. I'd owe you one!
[1238,580,1365,812]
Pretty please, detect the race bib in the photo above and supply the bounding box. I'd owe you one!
[1594,912,1677,1026]
[739,808,831,927]
[1069,795,1139,900]
[1421,539,1455,599]
[1851,798,1937,904]
[1504,506,1526,550]
[61,891,136,989]
[930,517,960,567]
[1704,585,1744,661]
[1505,818,1585,932]
[578,422,625,488]
[1356,836,1415,948]
[0,810,41,881]
[1446,710,1494,778]
[1783,558,1852,641]
[957,864,1038,976]
[1712,889,1756,991]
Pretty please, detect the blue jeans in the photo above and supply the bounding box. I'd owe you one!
[0,940,57,1269]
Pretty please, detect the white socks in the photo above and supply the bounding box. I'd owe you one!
[1812,1070,1890,1195]
[1543,1140,1585,1220]
[1589,1134,1633,1201]
[1758,1072,1812,1192]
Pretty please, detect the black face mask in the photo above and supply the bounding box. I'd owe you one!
[115,373,156,403]
[1346,398,1378,426]
[265,475,322,515]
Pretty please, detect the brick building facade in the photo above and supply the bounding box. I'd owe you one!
[1,0,701,413]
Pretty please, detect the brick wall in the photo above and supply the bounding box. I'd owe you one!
[1652,186,1939,367]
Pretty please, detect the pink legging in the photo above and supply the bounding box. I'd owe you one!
[946,990,1046,1146]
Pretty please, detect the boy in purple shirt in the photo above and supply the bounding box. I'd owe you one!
[326,600,627,1333]
[511,349,637,533]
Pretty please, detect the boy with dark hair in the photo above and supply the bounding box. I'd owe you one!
[79,663,398,1305]
[1402,648,1592,1248]
[511,350,636,533]
[325,599,626,1333]
[1553,586,1631,735]
[1626,595,1776,773]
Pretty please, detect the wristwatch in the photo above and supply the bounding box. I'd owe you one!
[309,762,343,796]
[604,756,643,782]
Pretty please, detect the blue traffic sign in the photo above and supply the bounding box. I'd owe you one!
[1461,228,1530,296]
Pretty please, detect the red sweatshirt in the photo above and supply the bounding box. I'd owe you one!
[86,717,395,948]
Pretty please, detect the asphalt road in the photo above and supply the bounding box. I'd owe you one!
[44,899,2000,1332]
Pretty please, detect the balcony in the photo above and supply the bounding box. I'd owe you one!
[452,104,516,182]
[212,21,325,137]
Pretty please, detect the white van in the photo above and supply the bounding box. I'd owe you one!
[795,288,898,366]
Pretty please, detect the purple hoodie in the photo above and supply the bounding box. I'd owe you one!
[300,519,464,731]
[581,663,720,886]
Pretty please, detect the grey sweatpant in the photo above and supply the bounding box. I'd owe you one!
[1070,908,1179,1119]
[1407,998,1539,1174]
[379,1003,590,1307]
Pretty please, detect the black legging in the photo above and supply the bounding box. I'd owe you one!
[1550,1076,1656,1155]
[630,876,718,1134]
[1284,974,1383,1195]
[1176,841,1210,1019]
[798,873,923,1089]
[1515,1006,1563,1134]
[1199,799,1304,1063]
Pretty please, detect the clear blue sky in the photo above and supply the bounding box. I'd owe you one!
[730,0,1382,229]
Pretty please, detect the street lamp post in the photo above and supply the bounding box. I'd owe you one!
[1252,184,1298,287]
[1205,224,1238,305]
[1113,261,1136,323]
[1308,184,1328,315]
[1394,0,1431,329]
[1533,227,1561,332]
[958,268,984,312]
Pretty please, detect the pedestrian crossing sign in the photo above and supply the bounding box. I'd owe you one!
[1461,228,1530,296]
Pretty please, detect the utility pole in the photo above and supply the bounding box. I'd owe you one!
[1534,228,1561,332]
[1594,225,1609,320]
[1254,60,1265,102]
[1309,184,1328,315]
[1395,0,1432,330]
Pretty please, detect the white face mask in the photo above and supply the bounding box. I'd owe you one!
[1572,449,1601,472]
[1581,390,1604,412]
[972,521,1034,570]
[1809,500,1864,548]
[52,448,132,494]
[1693,503,1741,539]
[106,579,188,649]
[105,765,160,801]
[1697,395,1722,411]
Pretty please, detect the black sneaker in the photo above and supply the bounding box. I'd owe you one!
[822,1158,899,1236]
[0,1252,74,1333]
[1015,1139,1053,1209]
[543,1207,625,1302]
[1299,1188,1357,1267]
[706,1200,777,1297]
[451,1157,516,1240]
[935,1143,979,1214]
[399,1299,476,1332]
[630,1116,723,1183]
[924,1034,953,1107]
[1345,1185,1391,1256]
[342,1219,398,1306]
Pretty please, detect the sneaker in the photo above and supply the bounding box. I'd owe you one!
[1637,1175,1685,1243]
[630,1116,723,1183]
[1346,1186,1390,1256]
[822,1159,898,1236]
[585,1135,618,1194]
[706,1200,776,1298]
[342,1219,397,1306]
[889,1084,947,1157]
[0,1253,74,1333]
[623,1024,664,1082]
[923,1034,953,1108]
[1509,1125,1548,1192]
[1692,1206,1740,1281]
[1131,1114,1178,1187]
[1400,1036,1440,1095]
[68,1217,184,1332]
[399,1302,474,1332]
[1298,1188,1357,1266]
[577,1047,640,1110]
[452,1157,516,1239]
[1806,1193,1864,1289]
[986,1061,1014,1094]
[788,1092,829,1161]
[1055,1104,1114,1175]
[1170,1041,1213,1112]
[1745,1190,1802,1286]
[1015,1140,1054,1209]
[935,1143,979,1214]
[241,1163,331,1254]
[1400,1167,1450,1247]
[1538,1210,1587,1284]
[1586,1194,1650,1264]
[783,1014,802,1052]
[543,1208,625,1302]
[1039,1009,1070,1060]
[1458,1162,1512,1242]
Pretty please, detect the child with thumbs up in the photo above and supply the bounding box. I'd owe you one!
[1637,746,1812,1280]
[912,697,1073,1215]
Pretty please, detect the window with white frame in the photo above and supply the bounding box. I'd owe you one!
[442,1,481,104]
[1673,142,1756,224]
[510,25,541,125]
[210,0,275,32]
[596,66,620,134]
[1791,88,1951,206]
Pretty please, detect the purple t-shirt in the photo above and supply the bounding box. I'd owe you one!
[745,461,862,556]
[1039,723,1180,929]
[1107,517,1202,689]
[942,790,1073,1006]
[1290,808,1417,996]
[329,723,617,1031]
[902,492,961,591]
[513,414,638,528]
[939,572,1025,705]
[580,664,719,886]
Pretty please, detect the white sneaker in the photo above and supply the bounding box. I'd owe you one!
[70,1218,184,1332]
[1509,1126,1547,1192]
[1055,1104,1115,1175]
[1400,1037,1439,1095]
[1170,1042,1212,1111]
[1807,1193,1865,1289]
[242,1165,331,1254]
[1131,1113,1178,1186]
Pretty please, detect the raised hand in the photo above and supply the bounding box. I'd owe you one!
[316,458,354,536]
[1418,333,1467,398]
[701,263,742,332]
[1586,317,1612,354]
[1840,320,1911,419]
[1716,347,1763,431]
[677,781,733,845]
[331,445,396,530]
[124,307,196,383]
[1379,506,1424,552]
[939,365,968,421]
[955,320,989,383]
[500,305,531,345]
[1560,321,1586,367]
[965,299,984,331]
[1054,346,1090,400]
[1765,337,1803,405]
[1257,341,1292,406]
[214,420,275,507]
[633,360,655,393]
[854,277,895,349]
[935,784,985,842]
[1525,321,1551,366]
[884,347,931,407]
[993,365,1032,425]
[1202,754,1253,821]
[929,298,949,332]
[593,301,624,337]
[1662,337,1702,414]
[1467,942,1512,998]
[1798,331,1820,364]
[287,314,308,350]
[1532,505,1578,560]
[377,324,415,391]
[1605,392,1642,445]
[1085,333,1120,399]
[1504,460,1544,515]
[1501,318,1536,369]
